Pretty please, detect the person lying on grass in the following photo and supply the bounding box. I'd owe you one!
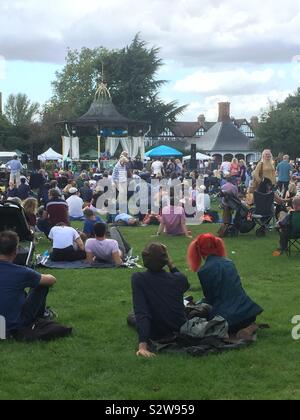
[0,231,56,338]
[188,233,263,335]
[85,223,123,266]
[128,243,190,358]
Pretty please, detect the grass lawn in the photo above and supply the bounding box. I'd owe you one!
[1,223,300,400]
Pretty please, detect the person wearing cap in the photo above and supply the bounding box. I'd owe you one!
[5,155,23,187]
[66,187,84,221]
[188,234,263,335]
[128,243,190,358]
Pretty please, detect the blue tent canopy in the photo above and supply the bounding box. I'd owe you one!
[145,145,183,158]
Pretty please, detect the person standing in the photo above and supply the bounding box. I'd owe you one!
[5,155,23,187]
[253,150,276,191]
[276,155,293,197]
[151,158,164,177]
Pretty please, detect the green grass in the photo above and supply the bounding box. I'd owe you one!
[1,224,300,400]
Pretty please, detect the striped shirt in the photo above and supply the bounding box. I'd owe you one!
[112,162,127,184]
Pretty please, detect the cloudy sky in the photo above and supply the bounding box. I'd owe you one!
[1,0,300,121]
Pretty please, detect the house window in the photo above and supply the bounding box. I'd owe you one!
[196,128,205,137]
[159,128,174,137]
[240,123,255,138]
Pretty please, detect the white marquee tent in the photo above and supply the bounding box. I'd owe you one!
[183,152,212,161]
[38,148,63,161]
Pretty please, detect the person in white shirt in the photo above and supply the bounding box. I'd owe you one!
[66,188,84,221]
[220,160,232,177]
[5,156,23,187]
[49,224,86,262]
[151,159,164,177]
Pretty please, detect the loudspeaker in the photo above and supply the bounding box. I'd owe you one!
[21,154,29,165]
[190,144,197,170]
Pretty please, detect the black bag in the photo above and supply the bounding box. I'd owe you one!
[14,319,73,342]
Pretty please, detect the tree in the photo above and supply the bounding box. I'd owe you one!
[4,94,40,127]
[255,89,300,158]
[0,114,12,150]
[51,35,187,135]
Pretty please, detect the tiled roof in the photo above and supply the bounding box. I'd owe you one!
[196,122,252,152]
[166,121,215,137]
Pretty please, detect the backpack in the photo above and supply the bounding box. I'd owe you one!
[14,319,73,342]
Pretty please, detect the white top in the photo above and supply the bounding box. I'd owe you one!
[49,226,80,249]
[151,161,164,176]
[66,195,84,218]
[220,161,232,175]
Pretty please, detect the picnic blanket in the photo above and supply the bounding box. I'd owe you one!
[37,255,142,270]
[149,320,269,358]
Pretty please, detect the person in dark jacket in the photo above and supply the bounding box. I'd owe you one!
[16,178,31,200]
[188,233,263,334]
[129,243,190,358]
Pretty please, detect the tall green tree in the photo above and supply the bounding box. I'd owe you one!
[51,35,187,134]
[0,113,12,150]
[255,88,300,158]
[5,93,39,126]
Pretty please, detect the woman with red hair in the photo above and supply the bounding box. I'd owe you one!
[187,233,263,334]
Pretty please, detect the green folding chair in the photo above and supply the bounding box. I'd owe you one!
[288,212,300,256]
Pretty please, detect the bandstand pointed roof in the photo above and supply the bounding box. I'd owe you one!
[62,81,148,128]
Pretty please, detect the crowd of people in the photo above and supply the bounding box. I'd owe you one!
[0,150,299,354]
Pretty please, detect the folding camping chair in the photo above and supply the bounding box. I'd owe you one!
[252,191,275,237]
[288,212,300,256]
[0,202,35,266]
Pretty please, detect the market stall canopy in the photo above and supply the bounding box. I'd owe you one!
[146,146,183,158]
[183,152,212,161]
[38,148,63,161]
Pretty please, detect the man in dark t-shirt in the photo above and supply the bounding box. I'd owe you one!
[37,189,69,236]
[0,231,56,336]
[129,243,190,358]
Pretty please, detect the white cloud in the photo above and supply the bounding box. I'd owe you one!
[0,55,5,80]
[1,0,300,64]
[179,90,293,122]
[174,68,278,96]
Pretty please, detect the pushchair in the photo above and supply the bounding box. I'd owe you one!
[0,201,35,267]
[251,191,275,237]
[219,192,255,237]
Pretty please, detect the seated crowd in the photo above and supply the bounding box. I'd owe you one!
[0,150,300,354]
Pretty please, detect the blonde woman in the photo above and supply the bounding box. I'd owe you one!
[230,158,240,177]
[252,150,276,191]
[23,198,38,229]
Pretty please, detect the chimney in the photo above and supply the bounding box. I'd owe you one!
[218,102,231,122]
[197,114,206,125]
[250,116,259,129]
